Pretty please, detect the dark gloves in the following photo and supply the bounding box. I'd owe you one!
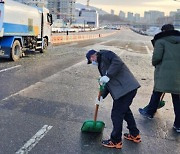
[101,85,109,99]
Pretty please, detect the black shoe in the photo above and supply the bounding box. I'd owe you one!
[173,125,180,133]
[102,139,122,149]
[139,108,153,119]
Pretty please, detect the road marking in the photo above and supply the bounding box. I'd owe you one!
[117,50,124,56]
[15,125,53,154]
[145,45,152,56]
[0,65,21,73]
[1,61,86,101]
[1,84,38,101]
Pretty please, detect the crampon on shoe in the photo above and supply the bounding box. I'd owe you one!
[102,139,122,149]
[124,133,141,143]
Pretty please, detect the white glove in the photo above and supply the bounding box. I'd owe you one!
[96,96,103,105]
[100,76,110,85]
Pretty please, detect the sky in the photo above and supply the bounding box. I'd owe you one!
[76,0,180,16]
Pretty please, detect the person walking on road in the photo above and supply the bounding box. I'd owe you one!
[86,49,141,149]
[139,24,180,133]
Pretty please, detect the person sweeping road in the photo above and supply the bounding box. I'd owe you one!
[86,49,141,149]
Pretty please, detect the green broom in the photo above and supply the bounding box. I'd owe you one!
[143,93,165,110]
[81,84,105,133]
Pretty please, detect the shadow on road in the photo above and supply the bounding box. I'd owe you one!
[0,58,11,63]
[80,132,103,151]
[0,50,43,63]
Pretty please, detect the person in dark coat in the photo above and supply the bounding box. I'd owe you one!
[139,24,180,133]
[86,49,141,149]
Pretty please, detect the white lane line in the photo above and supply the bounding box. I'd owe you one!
[16,125,53,154]
[144,45,153,56]
[1,84,38,101]
[0,65,21,73]
[117,50,124,56]
[1,61,85,101]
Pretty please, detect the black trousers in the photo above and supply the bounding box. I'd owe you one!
[147,91,180,128]
[110,89,139,142]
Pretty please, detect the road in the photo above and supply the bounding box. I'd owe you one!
[0,28,179,154]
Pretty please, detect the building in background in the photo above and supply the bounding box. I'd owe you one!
[14,0,98,29]
[47,0,76,24]
[111,9,114,15]
[14,0,76,24]
[144,10,164,24]
[144,11,150,23]
[170,11,176,17]
[172,9,180,28]
[26,0,47,7]
[13,0,47,7]
[119,11,125,20]
[127,12,134,22]
[13,0,24,3]
[134,13,140,23]
[74,8,99,29]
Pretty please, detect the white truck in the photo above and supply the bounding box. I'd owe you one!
[0,0,53,61]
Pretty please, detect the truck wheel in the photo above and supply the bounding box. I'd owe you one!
[40,38,48,53]
[11,40,22,61]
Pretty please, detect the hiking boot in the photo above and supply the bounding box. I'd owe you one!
[139,108,153,119]
[173,125,180,133]
[102,139,122,149]
[124,133,141,143]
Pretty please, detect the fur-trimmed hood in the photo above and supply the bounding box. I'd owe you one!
[151,30,180,46]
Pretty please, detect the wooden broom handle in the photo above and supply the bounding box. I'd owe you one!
[98,91,102,101]
[94,104,99,122]
[94,91,102,121]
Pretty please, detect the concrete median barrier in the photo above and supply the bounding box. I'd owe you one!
[51,32,116,45]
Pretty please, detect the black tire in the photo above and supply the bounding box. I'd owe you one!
[10,40,22,61]
[40,38,48,53]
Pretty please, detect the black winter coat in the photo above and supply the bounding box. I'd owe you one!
[97,50,140,100]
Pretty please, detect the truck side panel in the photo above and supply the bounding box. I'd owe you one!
[3,0,41,37]
[3,23,39,36]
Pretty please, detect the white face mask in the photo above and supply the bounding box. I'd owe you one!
[92,61,98,66]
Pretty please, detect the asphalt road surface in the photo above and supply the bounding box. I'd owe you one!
[0,28,179,154]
